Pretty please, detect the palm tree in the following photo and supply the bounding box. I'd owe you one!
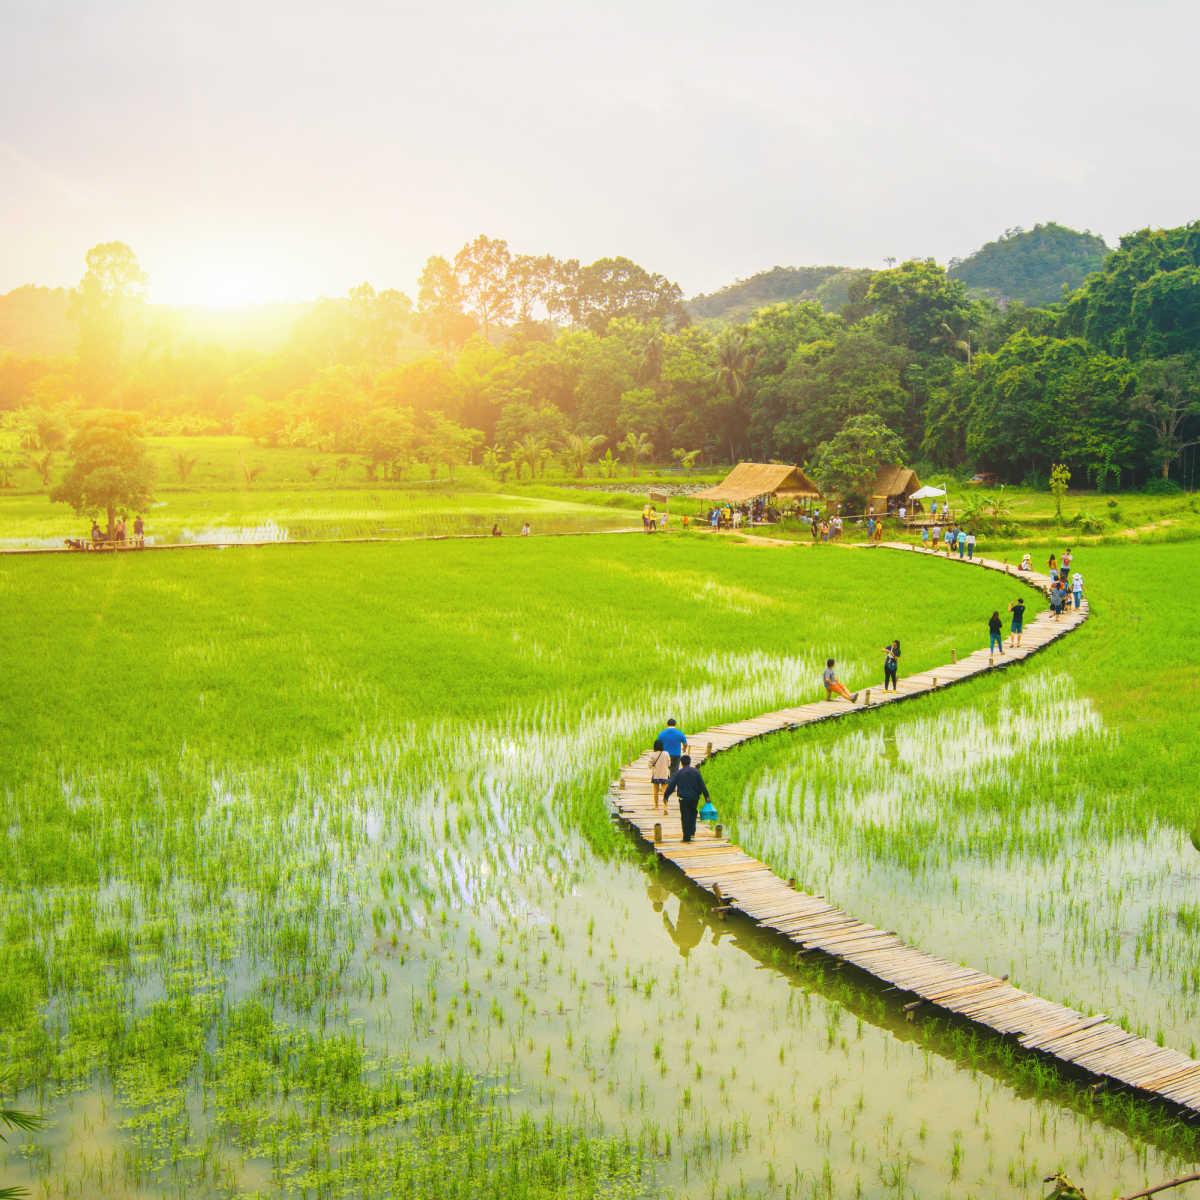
[513,433,550,481]
[564,433,606,478]
[712,327,754,398]
[3,1076,45,1200]
[931,321,972,367]
[618,431,653,475]
[987,485,1013,532]
[672,447,701,474]
[957,490,987,534]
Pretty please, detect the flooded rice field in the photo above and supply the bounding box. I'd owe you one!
[2,538,1197,1198]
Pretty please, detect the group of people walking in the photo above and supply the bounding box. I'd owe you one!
[639,540,1088,859]
[647,719,711,843]
[922,524,976,557]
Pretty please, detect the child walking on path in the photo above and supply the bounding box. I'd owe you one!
[648,738,673,810]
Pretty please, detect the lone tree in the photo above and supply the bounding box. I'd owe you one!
[810,415,906,510]
[1049,462,1071,520]
[50,411,154,536]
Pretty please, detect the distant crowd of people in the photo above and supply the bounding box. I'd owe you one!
[65,515,145,552]
[705,500,778,530]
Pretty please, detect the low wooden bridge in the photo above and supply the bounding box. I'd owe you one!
[609,544,1200,1117]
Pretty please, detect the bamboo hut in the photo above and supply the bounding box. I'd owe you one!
[693,462,822,505]
[868,466,921,516]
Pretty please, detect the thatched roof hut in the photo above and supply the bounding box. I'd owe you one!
[693,462,821,504]
[869,466,921,513]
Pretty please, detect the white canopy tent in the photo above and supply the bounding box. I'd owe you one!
[909,485,947,500]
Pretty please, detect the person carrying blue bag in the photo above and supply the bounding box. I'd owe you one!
[663,755,710,843]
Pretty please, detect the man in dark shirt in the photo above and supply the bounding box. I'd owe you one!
[662,754,710,843]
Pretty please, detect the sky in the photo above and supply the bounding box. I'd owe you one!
[4,0,1200,307]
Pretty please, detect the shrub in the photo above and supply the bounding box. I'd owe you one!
[1143,476,1182,495]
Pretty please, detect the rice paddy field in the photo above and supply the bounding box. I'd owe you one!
[2,533,1199,1199]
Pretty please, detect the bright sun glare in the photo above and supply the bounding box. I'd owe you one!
[149,255,308,309]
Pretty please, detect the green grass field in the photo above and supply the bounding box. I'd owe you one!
[4,434,1200,552]
[2,533,1199,1198]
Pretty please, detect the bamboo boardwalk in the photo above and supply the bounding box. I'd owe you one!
[610,544,1200,1117]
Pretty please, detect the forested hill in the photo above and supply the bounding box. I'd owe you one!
[948,223,1110,306]
[687,265,869,322]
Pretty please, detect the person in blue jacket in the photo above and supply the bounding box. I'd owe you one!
[656,718,688,774]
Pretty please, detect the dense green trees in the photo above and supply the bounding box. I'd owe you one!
[4,222,1200,491]
[949,223,1110,306]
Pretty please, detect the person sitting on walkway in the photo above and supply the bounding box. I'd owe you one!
[882,640,900,691]
[491,524,502,537]
[91,520,103,545]
[823,659,858,703]
[1009,597,1026,647]
[662,754,710,843]
[988,610,1005,655]
[1019,552,1033,572]
[655,718,688,774]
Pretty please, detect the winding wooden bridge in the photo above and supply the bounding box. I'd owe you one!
[610,544,1200,1117]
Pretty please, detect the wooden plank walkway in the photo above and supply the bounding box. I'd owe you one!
[609,544,1200,1116]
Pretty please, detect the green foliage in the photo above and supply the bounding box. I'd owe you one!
[49,410,154,532]
[688,265,855,322]
[9,225,1200,489]
[1144,475,1183,495]
[1063,220,1200,358]
[861,260,973,356]
[948,223,1110,306]
[1135,354,1200,479]
[964,333,1140,485]
[1049,462,1071,519]
[810,414,905,505]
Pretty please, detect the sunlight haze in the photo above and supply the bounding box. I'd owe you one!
[4,0,1200,301]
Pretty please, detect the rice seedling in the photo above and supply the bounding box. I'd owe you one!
[0,536,1196,1197]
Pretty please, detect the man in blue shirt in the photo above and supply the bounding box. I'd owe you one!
[656,719,688,773]
[663,755,710,843]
